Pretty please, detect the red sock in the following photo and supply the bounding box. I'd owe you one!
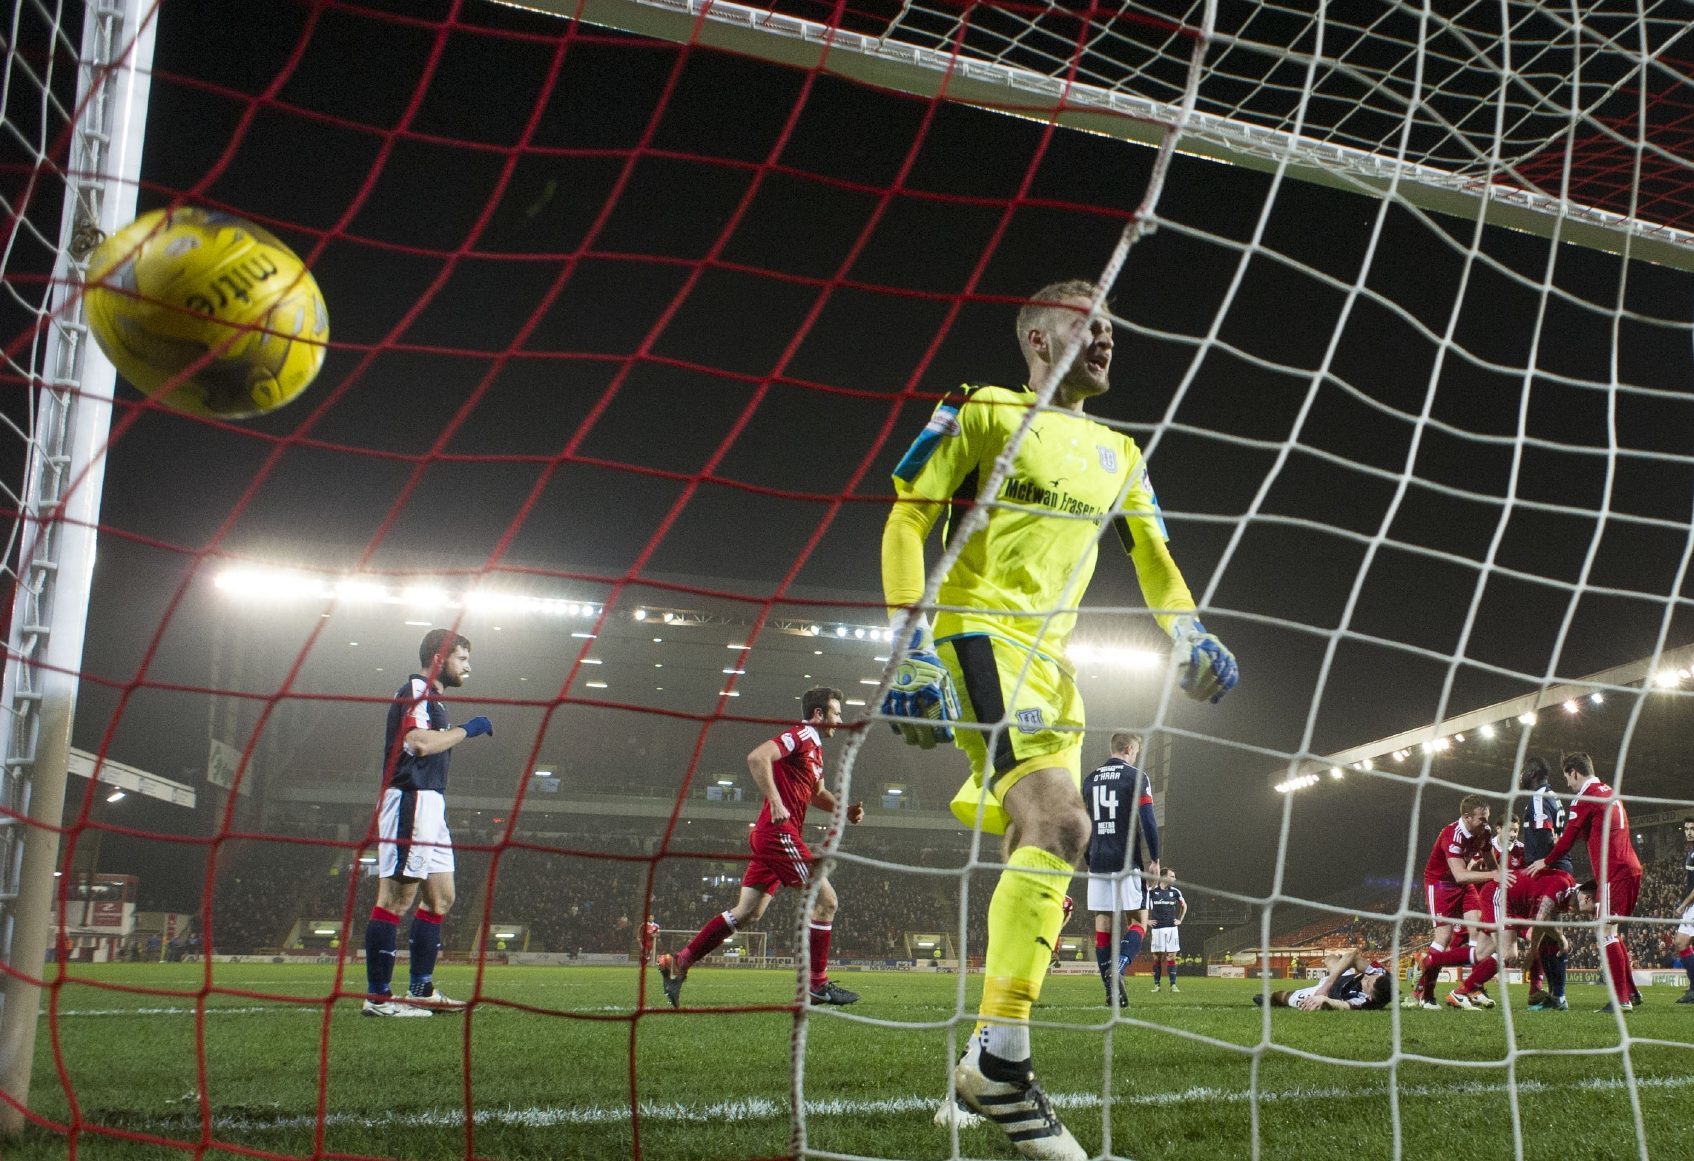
[1462,955,1498,992]
[808,921,832,990]
[1095,931,1112,948]
[680,911,737,970]
[370,906,400,925]
[1604,939,1632,1003]
[1427,945,1473,969]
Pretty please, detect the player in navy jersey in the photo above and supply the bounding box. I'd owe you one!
[1517,757,1571,999]
[1147,869,1186,991]
[1672,819,1694,1003]
[362,629,493,1017]
[1082,732,1158,1007]
[1519,756,1566,866]
[1254,948,1391,1011]
[662,687,864,1008]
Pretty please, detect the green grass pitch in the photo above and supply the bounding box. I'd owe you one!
[10,963,1691,1160]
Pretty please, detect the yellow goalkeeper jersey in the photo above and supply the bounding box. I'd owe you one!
[890,383,1170,663]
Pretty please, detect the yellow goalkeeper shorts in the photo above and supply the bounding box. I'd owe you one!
[941,633,1084,835]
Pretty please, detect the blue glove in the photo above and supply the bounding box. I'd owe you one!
[1172,617,1237,704]
[882,622,961,749]
[460,716,493,738]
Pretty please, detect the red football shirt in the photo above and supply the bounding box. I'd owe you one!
[1422,818,1491,885]
[753,722,823,832]
[1543,776,1641,882]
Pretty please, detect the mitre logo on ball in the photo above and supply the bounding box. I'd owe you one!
[81,205,330,420]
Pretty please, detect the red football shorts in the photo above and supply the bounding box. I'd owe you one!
[742,825,814,893]
[1599,872,1640,920]
[1425,881,1473,921]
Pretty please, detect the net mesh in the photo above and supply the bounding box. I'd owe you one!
[2,1,1693,1159]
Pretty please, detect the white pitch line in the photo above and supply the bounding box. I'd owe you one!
[93,1073,1694,1135]
[49,1003,637,1017]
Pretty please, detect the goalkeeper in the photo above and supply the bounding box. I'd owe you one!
[882,279,1236,1161]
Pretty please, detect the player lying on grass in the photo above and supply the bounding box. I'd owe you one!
[1255,948,1392,1011]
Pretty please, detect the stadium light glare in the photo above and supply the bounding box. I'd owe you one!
[401,584,450,608]
[633,608,647,621]
[106,790,125,803]
[1590,691,1604,704]
[1518,711,1538,725]
[835,626,848,637]
[1329,767,1344,779]
[1563,699,1580,714]
[1480,723,1496,739]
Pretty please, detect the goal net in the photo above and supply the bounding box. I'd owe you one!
[3,0,1693,1158]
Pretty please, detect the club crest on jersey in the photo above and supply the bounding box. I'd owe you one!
[1015,708,1045,733]
[1096,445,1117,473]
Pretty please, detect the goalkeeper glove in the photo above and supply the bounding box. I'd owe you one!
[1171,617,1237,705]
[460,716,494,738]
[882,619,961,749]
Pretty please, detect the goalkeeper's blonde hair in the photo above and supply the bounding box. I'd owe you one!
[1016,279,1106,363]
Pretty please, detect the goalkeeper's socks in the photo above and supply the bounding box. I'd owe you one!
[979,846,1071,1026]
[408,908,443,994]
[979,1022,1031,1065]
[364,907,400,996]
[1118,924,1145,976]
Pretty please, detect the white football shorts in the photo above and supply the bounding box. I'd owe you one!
[1677,901,1694,939]
[1086,869,1147,914]
[1150,926,1180,954]
[377,787,455,880]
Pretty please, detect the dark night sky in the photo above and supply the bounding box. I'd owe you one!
[22,0,1694,911]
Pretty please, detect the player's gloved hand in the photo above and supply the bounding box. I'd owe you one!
[1172,616,1237,704]
[882,619,960,749]
[460,716,494,738]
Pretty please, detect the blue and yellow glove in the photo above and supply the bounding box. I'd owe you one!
[882,619,961,749]
[1172,616,1237,704]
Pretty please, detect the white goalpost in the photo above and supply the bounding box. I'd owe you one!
[0,0,154,1135]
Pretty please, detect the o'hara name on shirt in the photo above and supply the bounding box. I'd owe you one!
[1000,475,1103,517]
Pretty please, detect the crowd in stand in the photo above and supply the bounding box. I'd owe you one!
[168,819,1693,970]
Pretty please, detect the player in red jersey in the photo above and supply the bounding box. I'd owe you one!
[662,687,865,1008]
[1505,863,1583,1011]
[1525,752,1643,1012]
[639,914,661,967]
[1411,795,1506,1009]
[1441,822,1530,1010]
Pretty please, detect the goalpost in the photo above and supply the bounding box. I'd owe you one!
[3,1,1693,1159]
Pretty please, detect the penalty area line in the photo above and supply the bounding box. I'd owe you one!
[115,1073,1694,1134]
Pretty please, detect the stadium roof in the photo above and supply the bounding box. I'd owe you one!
[1273,640,1694,823]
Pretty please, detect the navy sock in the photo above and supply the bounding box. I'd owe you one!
[1118,925,1144,976]
[408,909,443,996]
[1548,951,1567,999]
[364,907,400,996]
[1095,941,1113,985]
